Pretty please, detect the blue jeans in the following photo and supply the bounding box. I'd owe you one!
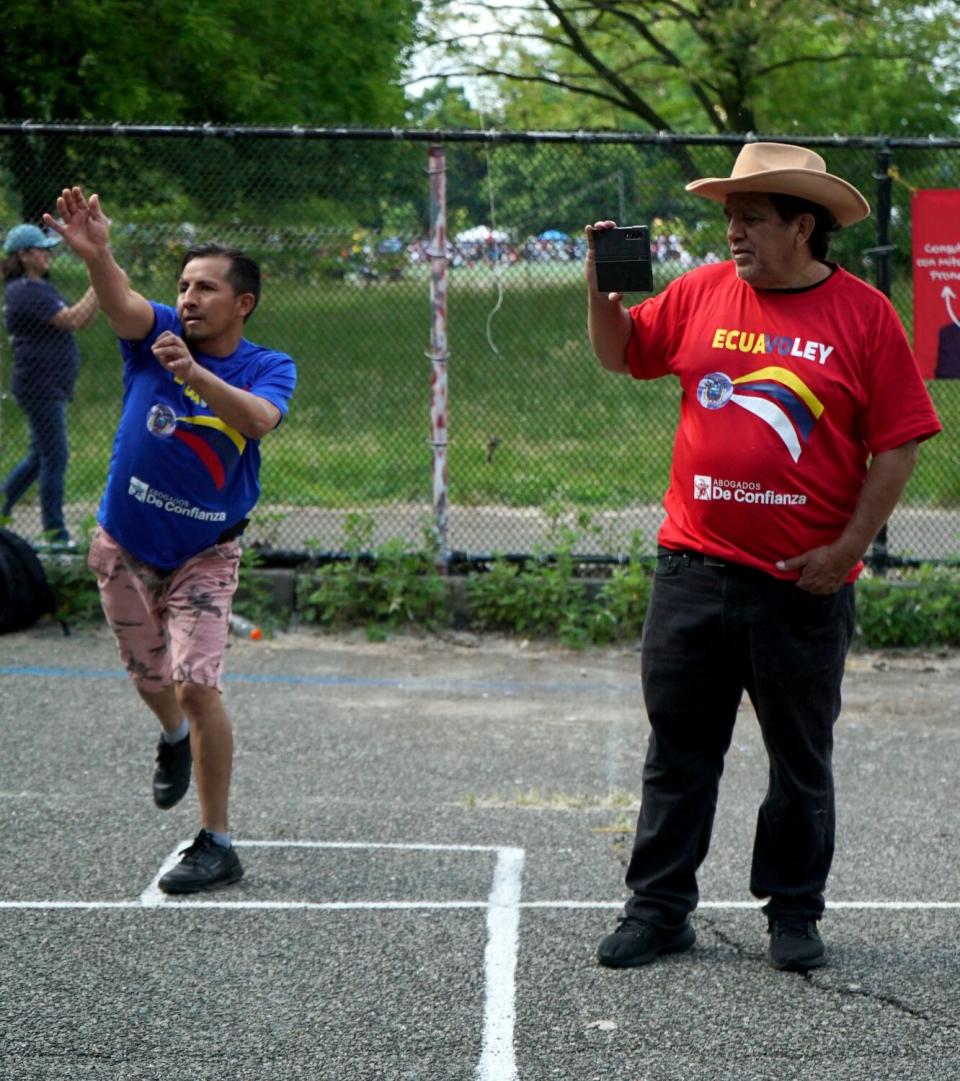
[623,549,856,926]
[2,395,70,541]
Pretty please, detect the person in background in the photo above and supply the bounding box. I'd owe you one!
[934,322,960,379]
[585,143,941,973]
[1,223,98,547]
[45,186,296,894]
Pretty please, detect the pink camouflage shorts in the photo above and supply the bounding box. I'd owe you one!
[87,525,241,691]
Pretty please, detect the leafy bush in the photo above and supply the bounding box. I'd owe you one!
[855,566,960,648]
[466,552,593,647]
[298,513,450,638]
[233,543,279,636]
[591,535,654,645]
[40,552,103,629]
[36,517,102,629]
[31,510,960,652]
[465,528,653,648]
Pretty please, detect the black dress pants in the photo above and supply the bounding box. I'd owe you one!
[623,549,855,927]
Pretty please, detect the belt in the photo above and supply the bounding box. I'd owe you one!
[657,546,730,569]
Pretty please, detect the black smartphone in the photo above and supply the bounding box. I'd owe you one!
[593,225,654,293]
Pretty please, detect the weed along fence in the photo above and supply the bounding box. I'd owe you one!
[2,122,960,571]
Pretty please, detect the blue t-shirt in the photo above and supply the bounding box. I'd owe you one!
[97,303,296,569]
[3,277,79,400]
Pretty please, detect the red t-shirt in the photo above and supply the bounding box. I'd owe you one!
[625,262,941,579]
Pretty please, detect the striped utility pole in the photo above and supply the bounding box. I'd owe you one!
[427,143,450,571]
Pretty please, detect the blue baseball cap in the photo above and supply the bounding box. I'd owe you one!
[3,223,61,255]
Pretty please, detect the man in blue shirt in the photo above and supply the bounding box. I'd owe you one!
[45,186,296,894]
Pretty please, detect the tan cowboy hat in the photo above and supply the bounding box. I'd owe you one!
[685,142,870,227]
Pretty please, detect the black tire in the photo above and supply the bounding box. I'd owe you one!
[0,528,56,633]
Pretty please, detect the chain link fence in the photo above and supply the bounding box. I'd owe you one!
[1,123,959,568]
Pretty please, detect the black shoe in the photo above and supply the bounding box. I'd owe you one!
[158,830,244,895]
[153,735,192,809]
[767,913,827,972]
[597,915,696,968]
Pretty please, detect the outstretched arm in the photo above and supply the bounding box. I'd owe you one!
[775,441,919,593]
[43,187,154,342]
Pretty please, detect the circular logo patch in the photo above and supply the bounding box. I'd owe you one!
[696,372,734,410]
[146,403,178,438]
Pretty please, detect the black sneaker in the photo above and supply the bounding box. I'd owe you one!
[153,735,192,809]
[767,913,827,972]
[158,830,244,895]
[597,915,696,968]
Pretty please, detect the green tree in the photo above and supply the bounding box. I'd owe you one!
[415,0,960,139]
[405,82,480,129]
[1,0,422,218]
[1,0,420,125]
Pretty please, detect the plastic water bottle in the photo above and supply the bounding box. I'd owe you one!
[229,613,262,640]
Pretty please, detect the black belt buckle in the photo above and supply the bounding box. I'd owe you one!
[702,554,727,568]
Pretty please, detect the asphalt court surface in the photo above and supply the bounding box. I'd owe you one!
[3,624,960,1080]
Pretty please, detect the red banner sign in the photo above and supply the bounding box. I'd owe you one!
[912,189,960,379]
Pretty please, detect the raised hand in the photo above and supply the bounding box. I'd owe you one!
[43,187,111,261]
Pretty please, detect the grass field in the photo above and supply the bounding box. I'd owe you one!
[2,264,957,521]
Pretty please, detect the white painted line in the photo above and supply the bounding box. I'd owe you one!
[137,838,517,907]
[139,839,193,907]
[817,901,960,911]
[0,901,143,910]
[515,900,960,911]
[6,897,960,912]
[235,840,508,852]
[517,901,629,910]
[515,900,760,910]
[0,900,491,911]
[476,846,524,1081]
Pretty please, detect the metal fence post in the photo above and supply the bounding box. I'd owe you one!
[872,145,894,299]
[427,143,450,571]
[867,145,895,575]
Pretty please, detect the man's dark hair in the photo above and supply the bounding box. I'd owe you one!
[179,242,261,320]
[767,193,840,262]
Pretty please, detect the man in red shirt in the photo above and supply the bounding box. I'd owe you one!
[588,143,940,973]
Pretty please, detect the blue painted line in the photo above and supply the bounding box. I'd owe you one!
[0,664,636,698]
[0,664,129,681]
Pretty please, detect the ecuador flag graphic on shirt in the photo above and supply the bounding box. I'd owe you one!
[169,414,246,491]
[697,366,824,463]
